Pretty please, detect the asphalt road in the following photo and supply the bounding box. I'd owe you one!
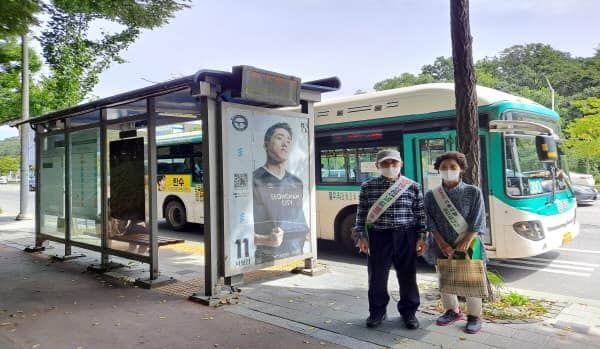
[0,183,34,216]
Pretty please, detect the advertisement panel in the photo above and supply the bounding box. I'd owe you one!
[222,102,312,276]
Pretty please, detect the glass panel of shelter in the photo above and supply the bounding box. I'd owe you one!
[105,121,150,256]
[39,133,66,238]
[69,127,102,247]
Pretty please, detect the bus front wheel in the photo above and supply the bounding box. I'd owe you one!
[339,213,358,252]
[165,200,187,231]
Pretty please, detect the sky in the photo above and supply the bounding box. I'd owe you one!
[1,0,598,140]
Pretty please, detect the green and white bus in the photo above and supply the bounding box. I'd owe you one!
[156,130,204,230]
[314,83,579,259]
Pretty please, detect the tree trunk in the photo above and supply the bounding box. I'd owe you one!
[451,0,480,186]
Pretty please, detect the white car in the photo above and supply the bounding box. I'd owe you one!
[0,176,7,184]
[569,172,596,187]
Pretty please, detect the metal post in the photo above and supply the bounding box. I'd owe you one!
[147,98,159,280]
[17,34,32,220]
[100,109,109,267]
[301,100,318,272]
[190,81,224,304]
[64,129,72,256]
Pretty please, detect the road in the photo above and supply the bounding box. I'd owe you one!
[0,183,34,216]
[2,183,599,300]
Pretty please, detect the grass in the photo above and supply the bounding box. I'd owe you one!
[422,270,551,321]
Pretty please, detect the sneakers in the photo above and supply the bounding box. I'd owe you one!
[436,310,465,326]
[366,313,386,328]
[402,313,420,330]
[465,315,482,334]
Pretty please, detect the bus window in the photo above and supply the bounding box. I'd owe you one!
[157,158,189,174]
[418,139,446,192]
[192,156,203,183]
[319,147,399,184]
[356,147,389,183]
[320,150,348,182]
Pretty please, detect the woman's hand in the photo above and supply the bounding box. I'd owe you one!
[455,232,477,254]
[440,243,454,257]
[433,232,454,257]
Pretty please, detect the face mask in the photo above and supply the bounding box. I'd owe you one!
[380,167,401,178]
[440,170,461,181]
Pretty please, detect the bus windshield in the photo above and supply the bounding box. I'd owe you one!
[504,135,568,197]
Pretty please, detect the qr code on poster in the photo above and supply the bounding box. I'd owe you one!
[234,173,248,190]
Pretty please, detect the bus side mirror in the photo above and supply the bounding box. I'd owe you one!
[535,135,558,162]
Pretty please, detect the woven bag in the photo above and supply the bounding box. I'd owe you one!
[436,254,489,299]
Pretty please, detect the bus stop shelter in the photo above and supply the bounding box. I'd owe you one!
[14,65,339,300]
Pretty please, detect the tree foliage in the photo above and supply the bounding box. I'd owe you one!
[39,0,191,111]
[0,0,191,123]
[0,137,20,157]
[0,0,41,37]
[0,156,19,176]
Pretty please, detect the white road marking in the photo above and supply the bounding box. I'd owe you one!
[487,260,592,277]
[557,247,600,255]
[523,256,600,267]
[497,259,594,271]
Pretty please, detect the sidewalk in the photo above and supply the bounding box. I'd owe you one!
[1,216,599,349]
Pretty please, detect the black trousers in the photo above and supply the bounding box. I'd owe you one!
[367,227,420,318]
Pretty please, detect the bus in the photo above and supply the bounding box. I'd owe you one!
[314,83,579,259]
[156,130,204,230]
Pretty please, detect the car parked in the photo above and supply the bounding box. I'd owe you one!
[29,177,36,191]
[0,176,8,184]
[573,184,598,206]
[569,171,596,187]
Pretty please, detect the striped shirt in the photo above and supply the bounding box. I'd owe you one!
[354,175,427,238]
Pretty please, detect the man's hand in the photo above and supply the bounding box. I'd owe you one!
[356,237,369,255]
[415,240,427,256]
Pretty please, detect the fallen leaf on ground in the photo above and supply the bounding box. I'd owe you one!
[0,322,15,326]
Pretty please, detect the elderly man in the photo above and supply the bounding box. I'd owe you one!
[354,149,427,330]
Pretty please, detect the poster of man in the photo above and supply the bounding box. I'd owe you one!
[221,102,312,276]
[253,122,309,264]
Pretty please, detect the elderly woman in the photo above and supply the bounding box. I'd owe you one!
[424,151,487,334]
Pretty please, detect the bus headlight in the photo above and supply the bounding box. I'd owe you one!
[513,220,545,241]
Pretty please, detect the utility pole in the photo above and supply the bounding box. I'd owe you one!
[17,34,32,221]
[543,75,555,111]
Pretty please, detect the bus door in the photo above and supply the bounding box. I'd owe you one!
[405,131,493,247]
[403,131,455,192]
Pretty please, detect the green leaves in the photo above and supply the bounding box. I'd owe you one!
[563,99,600,160]
[0,0,191,123]
[0,0,41,37]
